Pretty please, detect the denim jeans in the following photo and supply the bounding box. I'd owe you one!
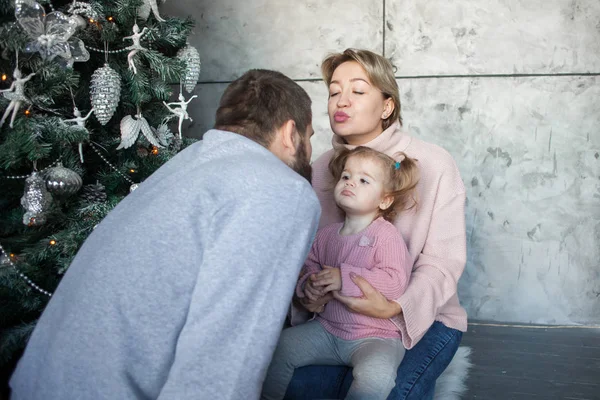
[283,321,463,400]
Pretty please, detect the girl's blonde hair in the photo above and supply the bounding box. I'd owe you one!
[321,48,401,129]
[329,147,419,222]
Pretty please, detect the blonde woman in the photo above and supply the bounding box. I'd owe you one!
[286,49,467,400]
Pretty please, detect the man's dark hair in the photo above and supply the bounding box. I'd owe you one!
[214,69,312,147]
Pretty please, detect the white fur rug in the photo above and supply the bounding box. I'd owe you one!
[433,346,472,400]
[314,346,473,400]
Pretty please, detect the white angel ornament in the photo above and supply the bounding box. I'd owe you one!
[63,106,94,162]
[123,23,149,74]
[138,0,166,22]
[0,67,35,128]
[117,108,165,150]
[163,92,197,138]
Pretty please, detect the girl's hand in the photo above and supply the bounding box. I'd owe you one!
[302,302,324,313]
[301,274,335,313]
[303,274,325,302]
[300,292,333,313]
[311,265,342,293]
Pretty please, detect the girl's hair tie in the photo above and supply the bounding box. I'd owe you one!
[394,154,405,170]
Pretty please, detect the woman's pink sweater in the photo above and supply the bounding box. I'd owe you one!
[310,122,468,349]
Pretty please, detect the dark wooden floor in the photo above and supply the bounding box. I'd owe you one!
[461,322,600,400]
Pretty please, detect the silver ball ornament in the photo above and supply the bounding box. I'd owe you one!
[44,163,83,197]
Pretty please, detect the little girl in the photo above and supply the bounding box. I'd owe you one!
[261,146,419,400]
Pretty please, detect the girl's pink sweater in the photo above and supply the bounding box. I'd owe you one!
[309,122,468,349]
[296,218,412,340]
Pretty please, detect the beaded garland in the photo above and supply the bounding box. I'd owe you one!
[89,142,138,189]
[0,158,62,180]
[86,29,153,54]
[0,242,52,297]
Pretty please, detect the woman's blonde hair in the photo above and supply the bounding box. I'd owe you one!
[321,48,401,129]
[329,147,419,222]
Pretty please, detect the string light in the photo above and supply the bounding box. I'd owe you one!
[107,16,114,22]
[1,74,6,81]
[49,239,56,246]
[129,169,136,173]
[24,109,30,116]
[151,146,159,155]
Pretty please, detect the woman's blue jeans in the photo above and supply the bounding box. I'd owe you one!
[283,321,463,400]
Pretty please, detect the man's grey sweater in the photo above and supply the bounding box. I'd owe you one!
[10,130,321,399]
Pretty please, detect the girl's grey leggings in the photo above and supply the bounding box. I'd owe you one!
[261,320,405,400]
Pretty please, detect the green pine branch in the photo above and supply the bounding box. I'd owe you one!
[0,0,200,384]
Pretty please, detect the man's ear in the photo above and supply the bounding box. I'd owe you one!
[268,119,298,162]
[277,119,298,157]
[379,194,394,210]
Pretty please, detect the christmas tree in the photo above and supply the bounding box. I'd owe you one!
[0,0,200,390]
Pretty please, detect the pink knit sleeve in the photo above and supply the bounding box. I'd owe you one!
[340,235,411,300]
[392,192,467,349]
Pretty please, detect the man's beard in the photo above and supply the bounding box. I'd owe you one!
[289,136,312,183]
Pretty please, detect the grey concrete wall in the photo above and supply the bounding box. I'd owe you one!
[164,0,600,325]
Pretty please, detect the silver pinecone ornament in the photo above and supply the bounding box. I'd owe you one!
[81,182,107,203]
[171,137,183,152]
[21,172,52,226]
[177,43,201,93]
[44,163,83,197]
[90,64,121,125]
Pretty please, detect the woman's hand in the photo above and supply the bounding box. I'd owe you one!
[333,272,402,319]
[311,265,342,293]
